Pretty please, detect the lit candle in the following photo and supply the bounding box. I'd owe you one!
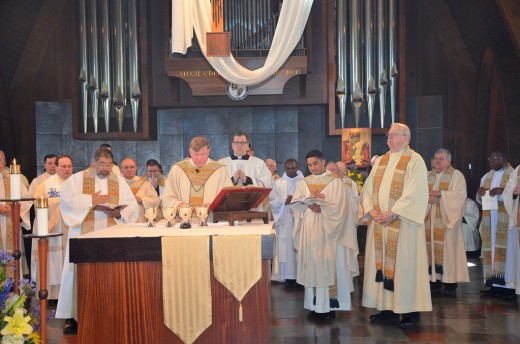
[36,196,49,236]
[9,159,21,200]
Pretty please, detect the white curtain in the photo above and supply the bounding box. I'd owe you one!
[171,0,314,87]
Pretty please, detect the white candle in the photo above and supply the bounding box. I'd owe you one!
[36,197,49,235]
[9,159,21,200]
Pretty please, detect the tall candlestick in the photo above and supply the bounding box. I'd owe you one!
[36,197,49,235]
[9,159,21,200]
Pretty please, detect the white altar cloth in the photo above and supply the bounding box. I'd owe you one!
[76,221,274,239]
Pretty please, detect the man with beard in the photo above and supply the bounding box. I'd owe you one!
[56,148,138,335]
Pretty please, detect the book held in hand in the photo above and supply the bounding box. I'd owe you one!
[92,204,128,212]
[289,196,331,212]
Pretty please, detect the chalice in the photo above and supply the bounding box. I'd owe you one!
[144,206,158,228]
[179,205,193,229]
[162,206,178,228]
[196,206,209,227]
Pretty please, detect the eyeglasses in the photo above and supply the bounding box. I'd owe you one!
[58,165,73,169]
[386,132,403,138]
[488,156,503,162]
[96,162,114,168]
[232,141,248,146]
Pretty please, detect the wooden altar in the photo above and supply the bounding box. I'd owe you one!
[69,223,274,344]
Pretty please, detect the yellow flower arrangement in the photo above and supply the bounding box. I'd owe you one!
[346,168,367,193]
[0,250,44,344]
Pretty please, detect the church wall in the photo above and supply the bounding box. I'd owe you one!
[36,101,382,178]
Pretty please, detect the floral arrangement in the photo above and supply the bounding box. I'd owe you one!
[0,251,45,344]
[346,167,367,193]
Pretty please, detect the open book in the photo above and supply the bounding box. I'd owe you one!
[289,196,331,212]
[92,204,128,212]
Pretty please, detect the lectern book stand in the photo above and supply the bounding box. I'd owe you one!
[209,186,271,226]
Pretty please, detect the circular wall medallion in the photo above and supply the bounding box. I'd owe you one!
[226,83,248,101]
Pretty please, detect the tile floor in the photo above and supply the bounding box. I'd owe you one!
[44,253,520,343]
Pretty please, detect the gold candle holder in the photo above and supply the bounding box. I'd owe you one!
[35,197,49,208]
[9,164,21,174]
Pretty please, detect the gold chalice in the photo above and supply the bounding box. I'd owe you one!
[144,206,158,228]
[162,206,178,228]
[179,205,193,229]
[196,206,209,227]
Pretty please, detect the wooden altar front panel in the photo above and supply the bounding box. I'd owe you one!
[71,235,273,344]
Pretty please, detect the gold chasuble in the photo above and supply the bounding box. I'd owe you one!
[482,164,514,286]
[127,176,147,195]
[81,168,119,234]
[162,236,211,344]
[1,169,13,252]
[213,235,262,322]
[372,148,414,291]
[177,160,222,206]
[425,166,454,275]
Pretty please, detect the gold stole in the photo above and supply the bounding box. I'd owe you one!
[425,166,454,276]
[177,160,222,206]
[127,176,146,195]
[1,169,13,252]
[372,148,414,291]
[304,174,340,302]
[481,164,513,286]
[81,168,119,234]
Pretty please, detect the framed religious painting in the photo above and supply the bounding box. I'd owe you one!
[341,128,372,168]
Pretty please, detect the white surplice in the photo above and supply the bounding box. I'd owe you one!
[461,198,481,252]
[269,171,303,281]
[56,169,138,320]
[477,168,518,290]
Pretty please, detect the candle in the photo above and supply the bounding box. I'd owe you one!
[36,196,49,235]
[9,159,21,200]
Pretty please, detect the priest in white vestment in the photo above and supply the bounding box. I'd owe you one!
[56,148,138,335]
[269,159,304,287]
[503,164,520,295]
[31,155,73,301]
[361,123,431,329]
[425,149,469,295]
[163,137,232,209]
[121,158,161,223]
[28,154,57,196]
[291,150,359,319]
[219,132,272,189]
[476,151,518,300]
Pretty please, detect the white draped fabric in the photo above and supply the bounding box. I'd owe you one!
[171,0,314,86]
